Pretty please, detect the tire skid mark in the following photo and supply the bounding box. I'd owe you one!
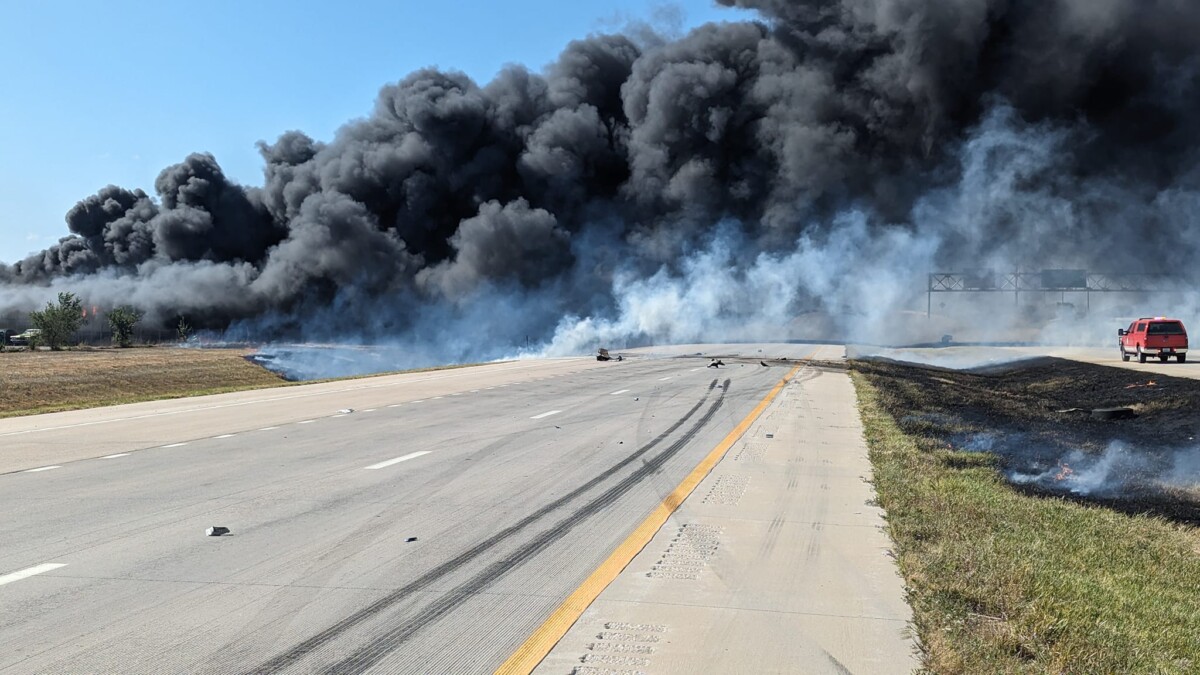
[246,379,728,675]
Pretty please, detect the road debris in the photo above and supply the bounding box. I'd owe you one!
[406,537,418,543]
[1124,381,1157,389]
[206,526,230,537]
[337,408,355,414]
[707,359,724,368]
[597,348,612,362]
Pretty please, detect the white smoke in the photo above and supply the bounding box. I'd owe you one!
[1009,440,1200,498]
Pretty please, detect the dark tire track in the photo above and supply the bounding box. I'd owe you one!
[246,378,729,674]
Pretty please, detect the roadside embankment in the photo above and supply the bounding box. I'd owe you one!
[851,358,1200,673]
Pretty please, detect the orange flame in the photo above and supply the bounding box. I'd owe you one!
[1054,463,1073,481]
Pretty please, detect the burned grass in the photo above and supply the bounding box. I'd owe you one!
[852,358,1200,673]
[0,347,285,418]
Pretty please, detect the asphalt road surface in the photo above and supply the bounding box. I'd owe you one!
[1,345,869,673]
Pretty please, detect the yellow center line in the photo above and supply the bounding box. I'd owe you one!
[495,358,810,674]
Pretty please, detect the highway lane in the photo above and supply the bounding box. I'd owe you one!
[849,344,1200,379]
[1044,345,1200,378]
[0,357,611,474]
[0,351,815,673]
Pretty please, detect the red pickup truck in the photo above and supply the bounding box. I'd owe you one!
[1119,318,1188,363]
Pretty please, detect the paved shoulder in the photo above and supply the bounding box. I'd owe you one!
[532,358,916,674]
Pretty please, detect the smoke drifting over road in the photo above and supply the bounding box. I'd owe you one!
[4,0,1200,365]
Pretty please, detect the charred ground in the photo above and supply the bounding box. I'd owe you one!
[849,357,1200,672]
[852,357,1200,523]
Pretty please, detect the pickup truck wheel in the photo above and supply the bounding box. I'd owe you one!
[1179,354,1187,363]
[1138,348,1147,363]
[1121,348,1130,362]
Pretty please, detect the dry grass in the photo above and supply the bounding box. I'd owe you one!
[0,346,286,418]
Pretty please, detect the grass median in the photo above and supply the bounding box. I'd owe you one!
[0,347,287,418]
[850,360,1200,674]
[0,347,502,419]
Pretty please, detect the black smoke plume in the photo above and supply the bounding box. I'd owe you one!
[3,1,1199,364]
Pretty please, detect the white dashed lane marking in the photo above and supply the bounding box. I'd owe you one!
[364,451,431,470]
[258,427,280,432]
[101,453,130,459]
[0,563,67,587]
[161,443,187,449]
[297,420,315,425]
[530,410,562,420]
[23,466,61,473]
[214,434,236,439]
[609,389,630,396]
[658,376,672,381]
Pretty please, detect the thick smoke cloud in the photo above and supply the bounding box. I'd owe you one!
[3,0,1199,361]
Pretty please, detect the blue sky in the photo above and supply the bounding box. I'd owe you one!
[0,0,757,264]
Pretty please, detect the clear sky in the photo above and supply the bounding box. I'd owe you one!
[0,0,756,264]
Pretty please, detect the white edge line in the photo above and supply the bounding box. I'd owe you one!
[387,404,403,408]
[214,434,236,439]
[258,427,280,431]
[0,563,67,586]
[363,451,432,470]
[297,420,315,424]
[332,414,346,418]
[530,410,562,420]
[23,465,62,473]
[362,409,377,413]
[101,453,130,459]
[609,389,630,395]
[161,442,188,448]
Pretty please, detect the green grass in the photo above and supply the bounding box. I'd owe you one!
[851,369,1200,674]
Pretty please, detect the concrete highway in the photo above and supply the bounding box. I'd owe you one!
[0,345,915,673]
[850,344,1200,379]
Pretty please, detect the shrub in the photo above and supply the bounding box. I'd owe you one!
[29,292,84,350]
[107,306,144,348]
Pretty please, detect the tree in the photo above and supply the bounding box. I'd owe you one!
[106,306,144,348]
[29,292,84,350]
